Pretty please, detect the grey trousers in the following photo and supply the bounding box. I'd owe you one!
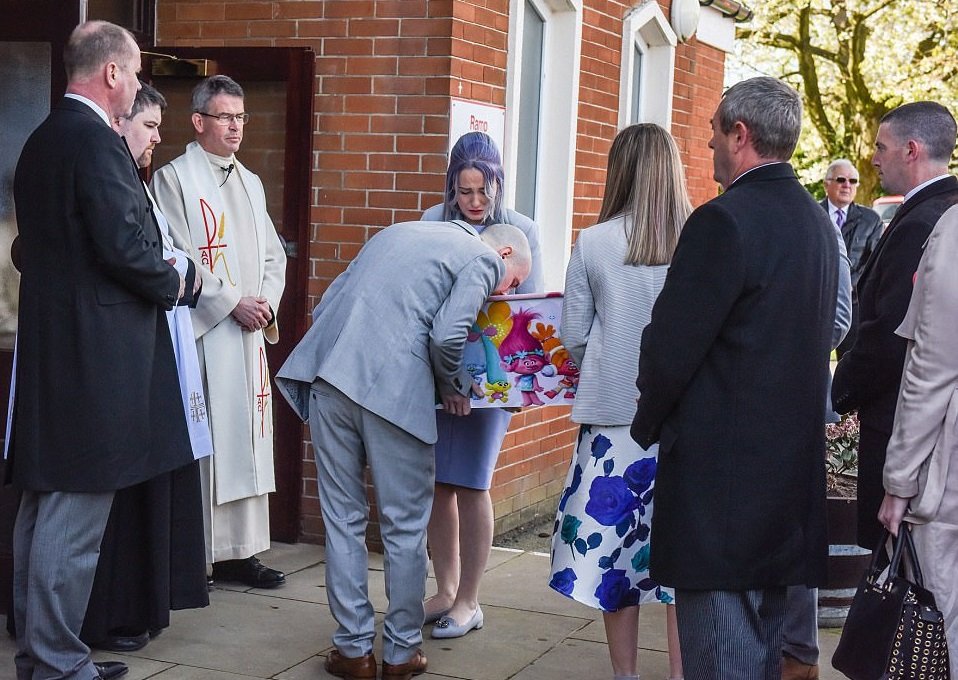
[13,489,115,680]
[675,587,786,680]
[783,585,819,665]
[308,381,434,665]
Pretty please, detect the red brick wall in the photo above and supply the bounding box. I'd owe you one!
[155,0,726,544]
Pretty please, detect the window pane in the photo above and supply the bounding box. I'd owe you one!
[630,44,643,124]
[515,0,544,220]
[86,0,153,41]
[0,42,52,349]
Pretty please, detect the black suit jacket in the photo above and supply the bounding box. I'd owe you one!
[631,163,838,590]
[820,200,883,288]
[832,176,958,430]
[10,97,194,492]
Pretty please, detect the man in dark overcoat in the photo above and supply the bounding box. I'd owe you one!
[9,20,192,680]
[631,76,838,679]
[832,101,958,550]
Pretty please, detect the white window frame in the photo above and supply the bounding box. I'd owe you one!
[618,2,677,130]
[504,0,582,291]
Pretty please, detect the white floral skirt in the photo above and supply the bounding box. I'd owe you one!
[548,424,673,611]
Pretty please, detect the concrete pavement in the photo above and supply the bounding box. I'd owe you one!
[1,542,847,679]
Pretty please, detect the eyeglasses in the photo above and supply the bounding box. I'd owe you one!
[827,176,859,185]
[197,112,250,125]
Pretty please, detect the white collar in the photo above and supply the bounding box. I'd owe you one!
[64,93,111,127]
[903,175,951,204]
[825,199,851,217]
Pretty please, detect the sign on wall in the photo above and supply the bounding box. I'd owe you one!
[448,98,506,157]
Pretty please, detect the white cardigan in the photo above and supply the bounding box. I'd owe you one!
[561,215,668,426]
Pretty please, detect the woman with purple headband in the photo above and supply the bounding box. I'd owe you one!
[421,131,543,638]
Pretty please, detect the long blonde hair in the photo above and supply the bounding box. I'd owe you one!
[598,123,692,266]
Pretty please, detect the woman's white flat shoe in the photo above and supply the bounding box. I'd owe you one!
[431,606,484,639]
[423,608,449,625]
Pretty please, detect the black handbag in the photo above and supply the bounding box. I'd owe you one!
[832,526,950,680]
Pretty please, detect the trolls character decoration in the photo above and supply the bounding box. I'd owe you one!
[456,293,580,408]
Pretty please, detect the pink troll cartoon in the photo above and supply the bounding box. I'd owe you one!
[498,308,549,406]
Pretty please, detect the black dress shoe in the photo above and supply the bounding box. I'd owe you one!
[94,661,129,679]
[91,630,149,652]
[211,556,286,588]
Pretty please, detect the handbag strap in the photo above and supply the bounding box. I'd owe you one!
[868,526,926,589]
[901,524,926,588]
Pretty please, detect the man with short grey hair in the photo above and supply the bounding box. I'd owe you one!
[833,101,958,550]
[821,159,882,358]
[153,74,288,589]
[632,77,839,679]
[12,20,189,680]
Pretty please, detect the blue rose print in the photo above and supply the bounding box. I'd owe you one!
[590,434,613,466]
[560,514,581,546]
[549,426,673,614]
[585,475,638,528]
[550,567,577,596]
[557,464,583,513]
[595,568,632,611]
[623,457,656,495]
[631,544,651,573]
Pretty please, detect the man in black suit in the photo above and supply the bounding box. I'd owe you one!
[832,102,958,550]
[10,20,192,680]
[631,77,838,679]
[820,159,883,358]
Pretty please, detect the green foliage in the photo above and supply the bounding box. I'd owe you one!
[826,411,859,475]
[731,1,958,203]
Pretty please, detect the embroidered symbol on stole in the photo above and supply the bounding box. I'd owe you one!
[256,346,271,438]
[198,198,237,286]
[189,391,208,424]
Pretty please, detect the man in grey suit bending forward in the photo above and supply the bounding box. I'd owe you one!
[276,220,530,680]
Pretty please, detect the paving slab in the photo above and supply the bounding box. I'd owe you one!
[119,587,334,678]
[0,544,856,680]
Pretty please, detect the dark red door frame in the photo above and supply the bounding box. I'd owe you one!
[147,47,316,543]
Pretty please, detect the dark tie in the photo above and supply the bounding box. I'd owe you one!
[835,208,845,229]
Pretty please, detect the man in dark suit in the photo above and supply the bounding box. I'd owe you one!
[10,20,191,680]
[820,159,883,358]
[631,77,838,679]
[832,101,958,550]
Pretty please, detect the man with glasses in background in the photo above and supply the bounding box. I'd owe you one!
[153,75,288,589]
[820,159,883,358]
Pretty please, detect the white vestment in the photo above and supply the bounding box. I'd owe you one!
[152,142,286,562]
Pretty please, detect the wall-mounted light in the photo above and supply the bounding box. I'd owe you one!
[671,0,701,42]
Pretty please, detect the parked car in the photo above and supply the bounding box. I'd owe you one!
[872,195,903,227]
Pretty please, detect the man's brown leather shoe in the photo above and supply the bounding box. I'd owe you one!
[382,648,428,680]
[324,650,376,679]
[782,654,819,680]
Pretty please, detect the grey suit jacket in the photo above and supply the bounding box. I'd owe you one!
[884,204,958,522]
[275,220,504,444]
[422,204,544,294]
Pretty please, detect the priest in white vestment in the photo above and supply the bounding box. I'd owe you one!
[152,75,287,588]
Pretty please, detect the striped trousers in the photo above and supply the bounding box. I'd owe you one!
[675,587,786,680]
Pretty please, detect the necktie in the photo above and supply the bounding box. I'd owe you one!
[835,208,845,229]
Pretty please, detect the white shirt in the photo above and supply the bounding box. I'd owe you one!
[64,93,111,127]
[904,174,952,203]
[826,199,850,228]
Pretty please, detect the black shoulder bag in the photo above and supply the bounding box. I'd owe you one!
[832,526,950,680]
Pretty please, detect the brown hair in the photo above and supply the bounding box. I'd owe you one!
[598,123,692,266]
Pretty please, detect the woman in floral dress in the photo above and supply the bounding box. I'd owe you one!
[549,124,691,680]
